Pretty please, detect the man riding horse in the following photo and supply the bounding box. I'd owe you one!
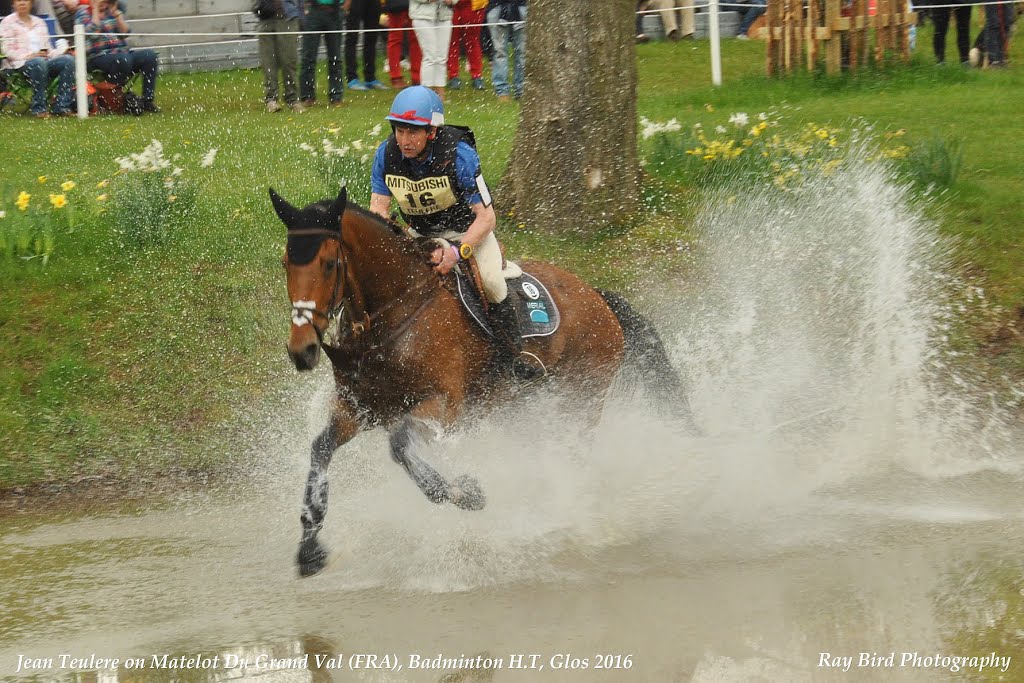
[369,85,542,381]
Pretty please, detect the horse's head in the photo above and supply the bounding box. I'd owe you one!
[270,186,348,372]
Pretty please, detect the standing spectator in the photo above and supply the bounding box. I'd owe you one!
[734,0,766,39]
[300,0,345,107]
[75,0,159,112]
[928,0,972,64]
[446,0,486,89]
[1,0,76,117]
[345,0,388,90]
[647,0,693,40]
[256,0,302,112]
[486,0,525,101]
[384,0,421,88]
[409,0,454,101]
[973,0,1014,67]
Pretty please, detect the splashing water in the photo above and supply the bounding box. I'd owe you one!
[268,149,1022,594]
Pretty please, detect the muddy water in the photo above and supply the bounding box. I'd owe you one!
[3,155,1023,682]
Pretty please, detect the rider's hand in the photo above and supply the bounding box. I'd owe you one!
[432,245,458,275]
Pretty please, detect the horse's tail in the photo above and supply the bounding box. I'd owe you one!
[597,289,701,435]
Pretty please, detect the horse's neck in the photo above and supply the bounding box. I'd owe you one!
[343,213,427,314]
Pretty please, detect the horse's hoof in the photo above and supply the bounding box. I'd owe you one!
[297,539,329,577]
[449,474,487,511]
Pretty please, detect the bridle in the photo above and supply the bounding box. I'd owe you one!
[287,227,440,363]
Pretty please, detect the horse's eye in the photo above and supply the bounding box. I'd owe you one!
[324,260,337,274]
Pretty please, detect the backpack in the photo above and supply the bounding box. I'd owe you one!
[92,81,125,114]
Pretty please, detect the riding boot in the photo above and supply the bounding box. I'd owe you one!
[489,296,545,382]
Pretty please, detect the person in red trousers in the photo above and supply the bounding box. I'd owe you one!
[383,0,421,88]
[446,0,486,90]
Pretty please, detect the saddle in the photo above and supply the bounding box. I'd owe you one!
[454,268,560,339]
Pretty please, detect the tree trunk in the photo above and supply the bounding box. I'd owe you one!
[499,0,639,235]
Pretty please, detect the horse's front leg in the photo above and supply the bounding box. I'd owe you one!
[389,395,486,511]
[297,400,360,577]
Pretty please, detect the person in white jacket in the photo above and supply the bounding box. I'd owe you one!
[409,0,455,100]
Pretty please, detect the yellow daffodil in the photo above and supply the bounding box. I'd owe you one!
[61,180,77,192]
[704,104,715,112]
[16,191,31,211]
[97,179,110,188]
[168,195,177,202]
[37,175,47,184]
[96,194,108,202]
[49,193,67,209]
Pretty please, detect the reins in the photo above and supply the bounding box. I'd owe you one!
[288,227,440,371]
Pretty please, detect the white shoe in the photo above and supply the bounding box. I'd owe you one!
[266,100,281,113]
[968,47,981,67]
[736,33,749,40]
[291,102,305,114]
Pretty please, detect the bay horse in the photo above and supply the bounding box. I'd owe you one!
[271,186,696,577]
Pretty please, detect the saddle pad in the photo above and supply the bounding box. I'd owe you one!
[455,271,561,339]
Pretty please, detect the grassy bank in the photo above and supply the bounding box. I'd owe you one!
[0,28,1021,489]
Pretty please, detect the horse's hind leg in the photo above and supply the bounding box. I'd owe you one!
[297,402,359,577]
[389,395,485,511]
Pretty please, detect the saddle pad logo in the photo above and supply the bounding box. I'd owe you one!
[521,282,540,300]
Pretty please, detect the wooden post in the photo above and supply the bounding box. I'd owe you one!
[825,0,841,74]
[807,0,818,71]
[766,0,781,75]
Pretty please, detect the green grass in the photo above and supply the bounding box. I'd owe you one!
[0,28,1021,488]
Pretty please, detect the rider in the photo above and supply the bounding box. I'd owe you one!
[369,85,542,381]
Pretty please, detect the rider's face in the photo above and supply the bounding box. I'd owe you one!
[394,125,431,160]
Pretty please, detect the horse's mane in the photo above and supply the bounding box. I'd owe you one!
[342,201,432,269]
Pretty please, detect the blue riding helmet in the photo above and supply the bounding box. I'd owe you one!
[385,86,445,127]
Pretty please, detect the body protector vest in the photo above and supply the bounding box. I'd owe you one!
[383,125,478,237]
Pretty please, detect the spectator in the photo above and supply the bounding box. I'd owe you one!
[383,0,421,88]
[647,0,693,41]
[299,0,345,107]
[1,0,76,117]
[971,0,1014,67]
[636,1,651,43]
[344,0,388,90]
[409,0,454,101]
[928,0,972,64]
[446,0,485,89]
[734,0,766,40]
[57,0,124,33]
[486,0,525,101]
[256,0,302,112]
[75,0,159,113]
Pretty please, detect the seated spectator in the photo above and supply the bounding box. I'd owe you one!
[1,0,76,117]
[55,0,125,31]
[734,0,767,40]
[74,0,158,112]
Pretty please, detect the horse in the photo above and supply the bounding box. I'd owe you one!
[271,186,696,577]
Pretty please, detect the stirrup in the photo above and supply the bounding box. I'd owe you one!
[512,351,546,382]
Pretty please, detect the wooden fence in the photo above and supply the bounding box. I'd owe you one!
[762,0,917,75]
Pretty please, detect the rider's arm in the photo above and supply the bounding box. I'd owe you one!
[368,143,391,219]
[369,192,392,219]
[460,201,497,252]
[453,141,495,252]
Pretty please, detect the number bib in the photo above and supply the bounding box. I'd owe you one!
[384,174,458,216]
[382,126,478,236]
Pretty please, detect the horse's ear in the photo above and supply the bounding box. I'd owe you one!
[269,187,300,228]
[329,186,347,227]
